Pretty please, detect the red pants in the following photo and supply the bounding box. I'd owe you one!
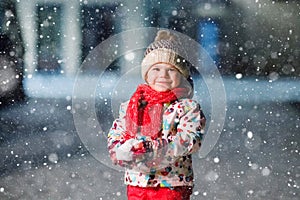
[127,185,193,200]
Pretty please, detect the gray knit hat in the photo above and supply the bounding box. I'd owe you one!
[141,30,190,80]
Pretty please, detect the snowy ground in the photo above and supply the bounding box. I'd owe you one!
[0,76,299,199]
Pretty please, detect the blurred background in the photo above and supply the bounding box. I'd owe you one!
[0,0,299,199]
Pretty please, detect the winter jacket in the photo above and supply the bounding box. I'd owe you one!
[107,98,206,188]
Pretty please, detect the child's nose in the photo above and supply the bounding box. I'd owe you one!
[159,69,168,77]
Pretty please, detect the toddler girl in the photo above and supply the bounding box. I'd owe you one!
[107,30,206,200]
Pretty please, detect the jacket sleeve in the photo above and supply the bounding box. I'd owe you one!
[166,100,205,157]
[107,102,133,167]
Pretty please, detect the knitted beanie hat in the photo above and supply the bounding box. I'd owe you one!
[141,30,190,80]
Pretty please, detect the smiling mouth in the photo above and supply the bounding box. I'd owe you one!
[157,81,171,84]
[156,83,171,87]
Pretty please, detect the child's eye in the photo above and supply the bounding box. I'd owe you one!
[152,67,160,71]
[168,68,178,72]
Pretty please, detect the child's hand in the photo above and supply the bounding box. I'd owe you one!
[115,138,153,165]
[131,141,153,165]
[132,141,152,153]
[132,141,145,152]
[115,138,139,161]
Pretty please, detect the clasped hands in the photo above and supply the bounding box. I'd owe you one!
[115,138,152,162]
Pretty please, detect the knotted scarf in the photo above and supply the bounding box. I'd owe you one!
[125,84,190,139]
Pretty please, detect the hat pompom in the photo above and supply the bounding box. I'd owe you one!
[154,30,178,42]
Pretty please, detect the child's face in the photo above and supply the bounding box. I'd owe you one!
[146,63,182,92]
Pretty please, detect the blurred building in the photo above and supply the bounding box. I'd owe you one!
[14,0,300,79]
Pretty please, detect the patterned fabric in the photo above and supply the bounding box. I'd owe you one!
[107,98,206,188]
[144,39,181,56]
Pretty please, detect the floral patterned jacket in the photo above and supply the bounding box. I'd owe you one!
[107,98,206,188]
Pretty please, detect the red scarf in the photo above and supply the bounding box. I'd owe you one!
[125,84,190,139]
